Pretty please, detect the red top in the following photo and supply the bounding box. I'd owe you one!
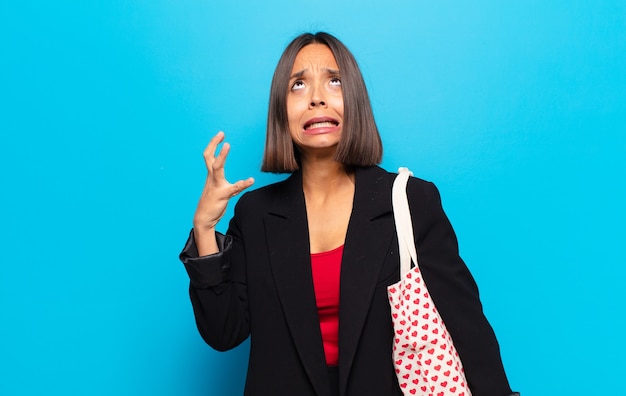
[310,245,343,366]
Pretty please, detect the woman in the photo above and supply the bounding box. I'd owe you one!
[180,32,516,396]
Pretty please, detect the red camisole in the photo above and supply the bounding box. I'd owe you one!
[310,245,343,367]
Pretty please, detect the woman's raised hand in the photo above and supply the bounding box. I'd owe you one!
[193,131,254,255]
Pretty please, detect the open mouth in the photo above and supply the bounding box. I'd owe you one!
[304,119,339,130]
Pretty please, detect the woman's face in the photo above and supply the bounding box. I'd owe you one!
[286,44,344,156]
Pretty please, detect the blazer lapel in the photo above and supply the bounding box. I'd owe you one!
[338,166,396,393]
[264,171,331,396]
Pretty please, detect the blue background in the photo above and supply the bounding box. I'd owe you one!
[2,1,625,395]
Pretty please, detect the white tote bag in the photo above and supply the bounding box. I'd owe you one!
[388,168,471,396]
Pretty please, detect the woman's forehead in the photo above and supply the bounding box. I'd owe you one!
[291,44,339,74]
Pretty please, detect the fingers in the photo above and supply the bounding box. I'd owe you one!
[204,131,224,157]
[202,132,253,195]
[230,177,255,197]
[202,132,232,185]
[203,131,226,171]
[213,142,230,171]
[193,133,254,232]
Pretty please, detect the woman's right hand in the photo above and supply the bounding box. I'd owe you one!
[193,131,254,255]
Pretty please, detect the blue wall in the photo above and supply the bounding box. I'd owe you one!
[2,1,625,395]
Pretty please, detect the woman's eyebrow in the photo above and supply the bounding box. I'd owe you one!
[290,70,306,79]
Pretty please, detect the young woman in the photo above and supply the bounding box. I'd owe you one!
[181,32,516,396]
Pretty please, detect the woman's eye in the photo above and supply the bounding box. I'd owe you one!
[329,77,342,86]
[292,80,305,90]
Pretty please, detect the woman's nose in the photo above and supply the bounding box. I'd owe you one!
[310,98,326,107]
[309,84,327,108]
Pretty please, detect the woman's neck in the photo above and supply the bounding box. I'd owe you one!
[300,158,356,254]
[300,159,354,199]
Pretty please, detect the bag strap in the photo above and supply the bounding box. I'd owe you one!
[392,167,418,277]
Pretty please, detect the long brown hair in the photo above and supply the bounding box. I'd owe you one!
[261,32,382,173]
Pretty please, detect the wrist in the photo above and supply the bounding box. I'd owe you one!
[193,224,216,239]
[193,227,220,256]
[192,218,218,232]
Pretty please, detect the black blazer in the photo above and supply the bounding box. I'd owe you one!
[181,166,513,396]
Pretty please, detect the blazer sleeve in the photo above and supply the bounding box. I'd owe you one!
[407,179,514,396]
[179,210,250,352]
